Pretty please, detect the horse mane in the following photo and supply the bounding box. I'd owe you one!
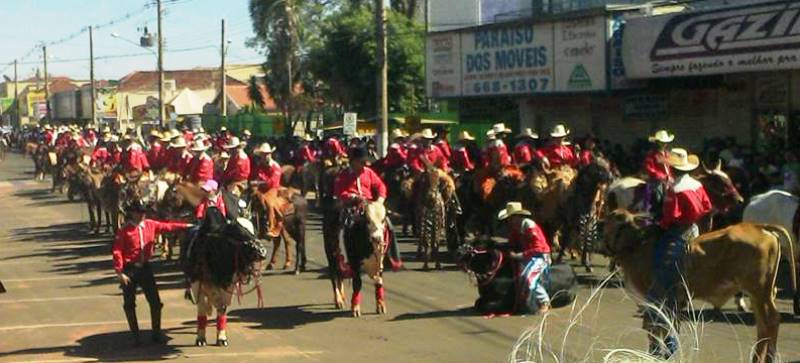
[175,182,205,208]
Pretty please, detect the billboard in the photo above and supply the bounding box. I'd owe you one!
[554,15,607,92]
[426,32,462,98]
[426,15,609,97]
[461,23,553,96]
[624,1,800,79]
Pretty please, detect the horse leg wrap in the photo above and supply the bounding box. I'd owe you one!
[352,292,362,307]
[197,315,208,330]
[216,314,228,331]
[376,286,385,301]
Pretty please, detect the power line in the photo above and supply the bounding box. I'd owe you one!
[14,45,217,66]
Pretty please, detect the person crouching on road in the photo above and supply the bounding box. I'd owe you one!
[112,200,191,346]
[498,201,551,314]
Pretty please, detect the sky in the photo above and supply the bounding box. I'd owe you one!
[0,0,264,81]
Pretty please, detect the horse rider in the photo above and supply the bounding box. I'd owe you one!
[146,130,166,172]
[91,133,112,169]
[512,128,539,169]
[483,123,512,169]
[181,126,194,145]
[195,180,227,220]
[643,130,675,217]
[644,147,711,358]
[382,129,409,171]
[43,124,54,146]
[123,140,151,178]
[112,200,191,346]
[213,127,231,152]
[294,134,317,172]
[578,135,599,167]
[166,137,192,179]
[451,131,477,174]
[335,146,387,206]
[84,124,98,147]
[497,201,551,314]
[188,140,215,184]
[323,134,348,165]
[222,137,251,196]
[539,123,577,169]
[409,128,449,175]
[434,127,452,160]
[249,142,284,239]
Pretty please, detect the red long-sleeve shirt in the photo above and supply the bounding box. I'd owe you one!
[484,140,512,167]
[324,138,347,158]
[334,166,387,201]
[147,142,164,170]
[579,150,593,167]
[540,143,577,168]
[436,139,452,159]
[513,142,534,165]
[112,219,189,273]
[188,153,215,183]
[295,145,317,166]
[410,145,450,173]
[509,218,551,260]
[123,149,150,173]
[91,147,110,167]
[643,150,672,181]
[451,145,475,171]
[384,143,408,168]
[250,159,282,191]
[195,194,227,220]
[223,150,251,183]
[660,174,712,229]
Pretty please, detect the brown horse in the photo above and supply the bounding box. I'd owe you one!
[415,166,455,270]
[250,187,308,273]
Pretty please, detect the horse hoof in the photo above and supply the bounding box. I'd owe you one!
[217,339,228,347]
[195,338,207,347]
[265,264,275,271]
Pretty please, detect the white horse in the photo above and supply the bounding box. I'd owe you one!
[742,190,800,315]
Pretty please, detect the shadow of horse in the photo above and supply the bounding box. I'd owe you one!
[390,306,475,322]
[229,304,345,330]
[0,330,183,362]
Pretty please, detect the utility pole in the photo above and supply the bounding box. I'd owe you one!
[220,18,227,118]
[43,45,50,124]
[157,0,165,127]
[13,60,19,127]
[375,0,388,157]
[89,25,96,126]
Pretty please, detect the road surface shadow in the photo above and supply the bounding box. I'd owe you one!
[230,304,345,329]
[687,308,800,325]
[391,306,475,322]
[0,330,181,361]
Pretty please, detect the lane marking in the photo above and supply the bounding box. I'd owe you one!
[0,295,117,304]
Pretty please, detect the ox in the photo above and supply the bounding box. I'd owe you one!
[603,210,796,363]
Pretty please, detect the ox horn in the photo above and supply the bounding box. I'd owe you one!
[714,159,722,172]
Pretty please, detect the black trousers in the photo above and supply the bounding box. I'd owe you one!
[121,263,162,314]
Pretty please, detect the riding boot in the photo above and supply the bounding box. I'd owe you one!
[150,303,165,343]
[123,306,141,346]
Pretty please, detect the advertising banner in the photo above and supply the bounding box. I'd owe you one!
[554,15,607,91]
[461,23,553,96]
[426,32,462,98]
[624,1,800,78]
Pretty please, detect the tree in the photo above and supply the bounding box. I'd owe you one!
[309,4,424,117]
[247,75,265,111]
[390,0,418,19]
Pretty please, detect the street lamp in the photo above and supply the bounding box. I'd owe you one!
[110,32,157,56]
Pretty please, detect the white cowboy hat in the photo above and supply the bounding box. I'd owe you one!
[302,133,314,142]
[110,135,120,143]
[419,128,437,139]
[648,129,675,143]
[254,142,274,154]
[190,139,209,152]
[391,129,406,140]
[219,126,228,132]
[223,136,245,149]
[219,151,231,159]
[169,137,187,148]
[149,130,162,139]
[549,124,570,138]
[492,123,512,134]
[201,179,219,193]
[127,141,143,151]
[242,129,252,137]
[497,201,531,220]
[667,148,700,171]
[458,130,475,141]
[517,128,539,139]
[485,129,497,140]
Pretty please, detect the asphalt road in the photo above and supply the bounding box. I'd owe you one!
[0,151,799,363]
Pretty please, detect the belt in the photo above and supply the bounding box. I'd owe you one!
[127,261,147,268]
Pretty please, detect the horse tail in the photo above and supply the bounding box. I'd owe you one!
[762,224,796,299]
